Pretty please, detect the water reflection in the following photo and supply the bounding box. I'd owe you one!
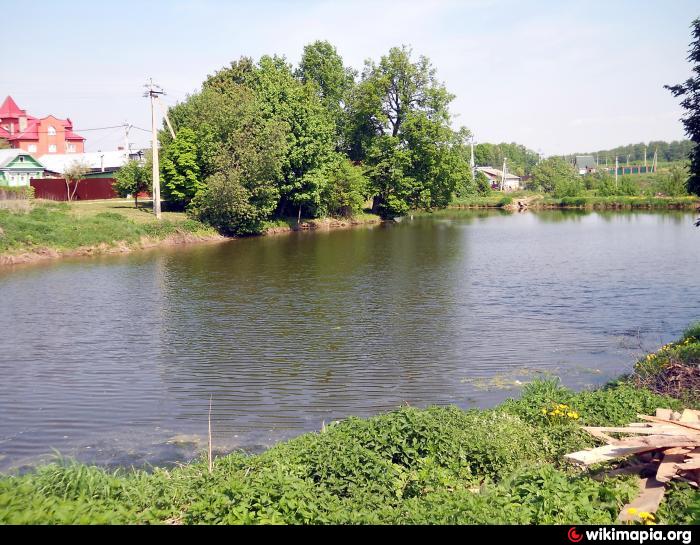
[0,210,698,471]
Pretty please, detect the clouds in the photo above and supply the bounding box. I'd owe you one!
[2,0,695,154]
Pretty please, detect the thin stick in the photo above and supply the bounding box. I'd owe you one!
[208,394,213,474]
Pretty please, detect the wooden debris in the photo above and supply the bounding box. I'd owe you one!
[566,408,700,521]
[618,477,667,523]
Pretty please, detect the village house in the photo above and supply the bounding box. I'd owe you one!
[0,149,45,186]
[476,166,522,191]
[574,155,597,175]
[0,96,85,156]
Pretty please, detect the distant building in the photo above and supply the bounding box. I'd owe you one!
[39,150,131,178]
[0,149,45,186]
[476,166,522,191]
[0,96,85,156]
[574,156,597,175]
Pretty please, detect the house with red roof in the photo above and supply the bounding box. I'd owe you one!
[0,96,85,156]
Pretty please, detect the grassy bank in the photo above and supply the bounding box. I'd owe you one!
[0,200,220,261]
[451,192,700,210]
[0,200,382,264]
[1,326,698,525]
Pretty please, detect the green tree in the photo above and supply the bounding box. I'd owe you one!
[320,157,369,217]
[161,127,202,208]
[529,157,579,194]
[114,157,151,208]
[665,17,700,195]
[189,170,278,235]
[348,46,461,217]
[297,40,354,149]
[62,161,91,201]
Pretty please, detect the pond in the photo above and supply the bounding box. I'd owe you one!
[1,209,699,471]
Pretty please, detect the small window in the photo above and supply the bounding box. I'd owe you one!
[49,144,57,153]
[19,156,24,162]
[48,126,56,136]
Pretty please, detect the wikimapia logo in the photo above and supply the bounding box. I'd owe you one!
[567,527,693,544]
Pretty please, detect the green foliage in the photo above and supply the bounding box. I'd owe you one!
[2,378,683,525]
[529,157,579,194]
[188,170,277,235]
[665,18,700,195]
[161,128,202,207]
[114,158,151,207]
[0,202,213,253]
[653,165,689,196]
[320,157,368,217]
[475,171,492,195]
[474,142,540,176]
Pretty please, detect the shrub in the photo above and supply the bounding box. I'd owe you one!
[320,158,368,217]
[188,171,278,235]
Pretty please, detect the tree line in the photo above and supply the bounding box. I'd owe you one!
[573,140,695,165]
[118,42,479,234]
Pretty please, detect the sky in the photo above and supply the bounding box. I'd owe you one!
[2,0,697,155]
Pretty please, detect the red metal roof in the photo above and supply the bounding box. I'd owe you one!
[64,130,85,141]
[0,126,10,139]
[0,96,25,119]
[9,120,39,141]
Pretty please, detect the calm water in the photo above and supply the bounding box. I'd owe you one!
[1,210,699,471]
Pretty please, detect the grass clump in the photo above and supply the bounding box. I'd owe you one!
[0,201,217,254]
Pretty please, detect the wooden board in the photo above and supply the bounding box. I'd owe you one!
[637,414,700,433]
[656,451,688,483]
[618,477,666,522]
[565,444,661,466]
[679,409,700,423]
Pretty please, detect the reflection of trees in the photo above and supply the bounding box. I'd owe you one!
[153,222,467,436]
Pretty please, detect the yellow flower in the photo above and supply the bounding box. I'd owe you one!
[627,508,638,515]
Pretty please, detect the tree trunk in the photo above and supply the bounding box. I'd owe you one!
[65,180,71,201]
[134,193,138,209]
[297,204,302,226]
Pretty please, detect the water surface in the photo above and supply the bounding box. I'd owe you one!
[1,210,698,471]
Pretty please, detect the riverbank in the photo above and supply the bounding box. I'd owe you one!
[0,200,382,266]
[450,192,700,210]
[1,325,698,525]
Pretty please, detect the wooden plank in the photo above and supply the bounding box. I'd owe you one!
[656,408,673,419]
[637,414,700,433]
[618,477,666,522]
[656,451,688,483]
[676,460,700,471]
[565,444,660,466]
[679,409,700,423]
[583,426,684,436]
[618,435,700,448]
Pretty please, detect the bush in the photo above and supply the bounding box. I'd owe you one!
[188,171,278,235]
[320,159,368,218]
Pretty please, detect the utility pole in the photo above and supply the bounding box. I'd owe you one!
[644,147,647,171]
[615,156,619,188]
[501,158,507,191]
[470,136,476,187]
[144,79,166,220]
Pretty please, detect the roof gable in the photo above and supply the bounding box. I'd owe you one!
[0,149,45,169]
[0,96,25,118]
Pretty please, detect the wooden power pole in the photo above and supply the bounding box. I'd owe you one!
[144,79,166,220]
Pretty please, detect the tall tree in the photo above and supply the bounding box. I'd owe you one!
[348,46,460,217]
[665,17,700,195]
[161,127,202,207]
[297,40,355,149]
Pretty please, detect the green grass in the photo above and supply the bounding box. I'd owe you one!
[0,200,218,255]
[450,192,700,210]
[2,329,699,525]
